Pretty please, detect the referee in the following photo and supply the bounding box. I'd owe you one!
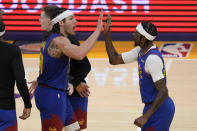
[0,14,32,131]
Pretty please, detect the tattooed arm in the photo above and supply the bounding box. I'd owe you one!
[53,10,103,60]
[104,14,124,65]
[47,40,62,58]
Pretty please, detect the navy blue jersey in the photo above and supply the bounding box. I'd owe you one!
[137,47,167,103]
[37,34,69,91]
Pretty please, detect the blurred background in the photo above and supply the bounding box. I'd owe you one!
[1,0,197,131]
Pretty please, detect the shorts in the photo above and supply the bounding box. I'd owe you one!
[35,86,67,131]
[64,96,80,131]
[68,96,88,129]
[142,97,175,131]
[0,109,17,131]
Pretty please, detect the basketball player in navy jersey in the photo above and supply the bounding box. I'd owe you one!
[32,8,103,131]
[104,14,175,131]
[29,5,92,130]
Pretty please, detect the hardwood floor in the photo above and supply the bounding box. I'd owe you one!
[15,58,197,131]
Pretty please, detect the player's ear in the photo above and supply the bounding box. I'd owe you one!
[58,21,64,26]
[48,21,53,31]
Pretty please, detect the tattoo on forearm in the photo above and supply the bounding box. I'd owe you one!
[47,41,62,58]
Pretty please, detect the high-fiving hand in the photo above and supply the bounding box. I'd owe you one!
[96,9,104,32]
[104,13,111,35]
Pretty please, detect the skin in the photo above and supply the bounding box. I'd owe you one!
[29,10,103,98]
[54,13,102,97]
[50,11,103,60]
[104,14,168,128]
[0,9,4,19]
[39,12,53,31]
[46,14,77,58]
[104,14,124,65]
[75,82,90,97]
[47,40,62,58]
[19,108,31,120]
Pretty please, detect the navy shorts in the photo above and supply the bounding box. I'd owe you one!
[0,109,17,131]
[142,97,175,131]
[35,86,67,131]
[68,96,88,129]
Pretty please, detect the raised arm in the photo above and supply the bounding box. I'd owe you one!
[104,14,124,65]
[68,35,91,88]
[55,10,103,60]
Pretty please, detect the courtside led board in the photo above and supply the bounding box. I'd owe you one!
[1,0,197,32]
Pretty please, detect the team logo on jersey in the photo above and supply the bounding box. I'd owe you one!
[160,43,193,58]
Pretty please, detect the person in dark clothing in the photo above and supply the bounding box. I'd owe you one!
[67,35,91,130]
[0,19,32,131]
[68,35,91,97]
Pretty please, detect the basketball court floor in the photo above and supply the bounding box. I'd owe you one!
[14,41,197,131]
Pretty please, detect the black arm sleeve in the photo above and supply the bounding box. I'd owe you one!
[11,46,32,108]
[68,35,91,88]
[69,57,91,87]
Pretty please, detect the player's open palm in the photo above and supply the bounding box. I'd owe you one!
[104,13,111,35]
[96,9,103,32]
